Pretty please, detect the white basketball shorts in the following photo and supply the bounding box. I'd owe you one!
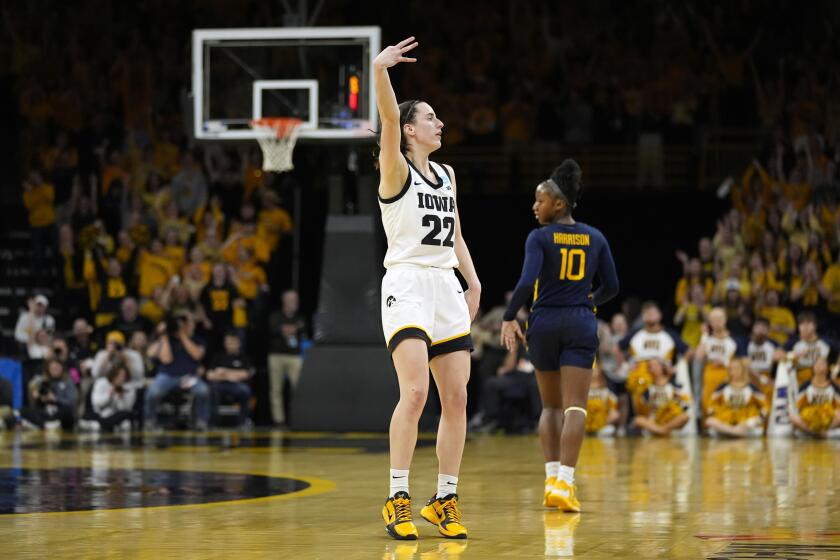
[381,264,473,357]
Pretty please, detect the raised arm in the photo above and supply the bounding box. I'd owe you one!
[373,37,417,198]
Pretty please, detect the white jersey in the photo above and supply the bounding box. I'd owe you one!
[698,333,738,366]
[747,339,776,374]
[626,329,678,363]
[788,337,831,371]
[379,158,459,269]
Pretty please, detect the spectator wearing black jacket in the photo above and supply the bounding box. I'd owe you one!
[206,331,253,427]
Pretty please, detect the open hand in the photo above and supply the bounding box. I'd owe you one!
[373,37,418,69]
[500,320,526,353]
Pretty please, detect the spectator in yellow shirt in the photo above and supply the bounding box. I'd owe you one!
[197,226,223,263]
[158,200,193,244]
[138,285,169,327]
[193,194,225,244]
[162,227,186,272]
[137,239,176,297]
[819,250,840,315]
[673,284,710,349]
[230,246,268,301]
[674,257,714,307]
[757,290,796,346]
[222,221,270,264]
[257,190,293,252]
[790,260,823,314]
[22,170,56,287]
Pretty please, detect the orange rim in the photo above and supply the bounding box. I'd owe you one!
[250,117,304,138]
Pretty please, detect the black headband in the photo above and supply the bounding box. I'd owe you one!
[400,100,420,127]
[542,178,577,208]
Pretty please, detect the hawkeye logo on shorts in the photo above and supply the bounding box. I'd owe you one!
[386,295,396,308]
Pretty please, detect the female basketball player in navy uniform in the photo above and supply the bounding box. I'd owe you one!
[374,37,480,540]
[501,160,618,512]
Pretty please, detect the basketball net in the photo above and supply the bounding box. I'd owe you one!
[250,117,303,173]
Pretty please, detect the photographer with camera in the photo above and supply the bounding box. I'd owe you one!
[144,312,210,431]
[87,330,145,422]
[81,362,136,432]
[91,331,145,388]
[20,358,77,430]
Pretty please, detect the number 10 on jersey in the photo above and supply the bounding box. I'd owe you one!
[559,248,585,281]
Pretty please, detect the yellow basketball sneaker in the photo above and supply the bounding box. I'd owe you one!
[552,479,581,513]
[383,491,419,540]
[420,493,468,539]
[544,476,562,507]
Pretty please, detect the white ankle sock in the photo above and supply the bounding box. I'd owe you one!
[390,469,409,497]
[546,461,561,479]
[557,465,575,484]
[436,473,458,498]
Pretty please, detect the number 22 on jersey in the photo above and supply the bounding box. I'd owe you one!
[421,214,455,247]
[559,248,585,281]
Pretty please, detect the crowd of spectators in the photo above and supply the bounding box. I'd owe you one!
[6,2,840,161]
[397,2,839,149]
[1,0,325,432]
[10,283,308,432]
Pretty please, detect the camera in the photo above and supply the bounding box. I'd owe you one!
[165,314,188,336]
[37,381,51,398]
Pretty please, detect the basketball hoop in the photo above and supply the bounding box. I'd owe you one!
[249,117,304,173]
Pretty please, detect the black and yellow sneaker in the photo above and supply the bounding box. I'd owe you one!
[383,491,419,540]
[420,493,468,539]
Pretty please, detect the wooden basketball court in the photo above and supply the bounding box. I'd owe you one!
[1,431,838,559]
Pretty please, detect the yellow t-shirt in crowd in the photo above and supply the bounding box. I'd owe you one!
[163,245,186,272]
[674,276,714,307]
[679,303,711,349]
[758,305,796,345]
[257,207,293,251]
[138,251,176,297]
[23,183,56,227]
[139,298,166,325]
[234,261,267,300]
[183,262,212,286]
[790,275,821,307]
[222,234,271,264]
[821,264,840,314]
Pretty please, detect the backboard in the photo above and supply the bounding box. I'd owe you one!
[192,26,380,141]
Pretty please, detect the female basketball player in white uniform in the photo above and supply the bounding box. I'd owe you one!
[374,37,480,541]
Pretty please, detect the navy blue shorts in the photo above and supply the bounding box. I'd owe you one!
[526,306,598,371]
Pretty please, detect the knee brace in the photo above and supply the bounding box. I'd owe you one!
[564,406,587,417]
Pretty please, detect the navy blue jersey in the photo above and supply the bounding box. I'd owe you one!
[504,222,618,321]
